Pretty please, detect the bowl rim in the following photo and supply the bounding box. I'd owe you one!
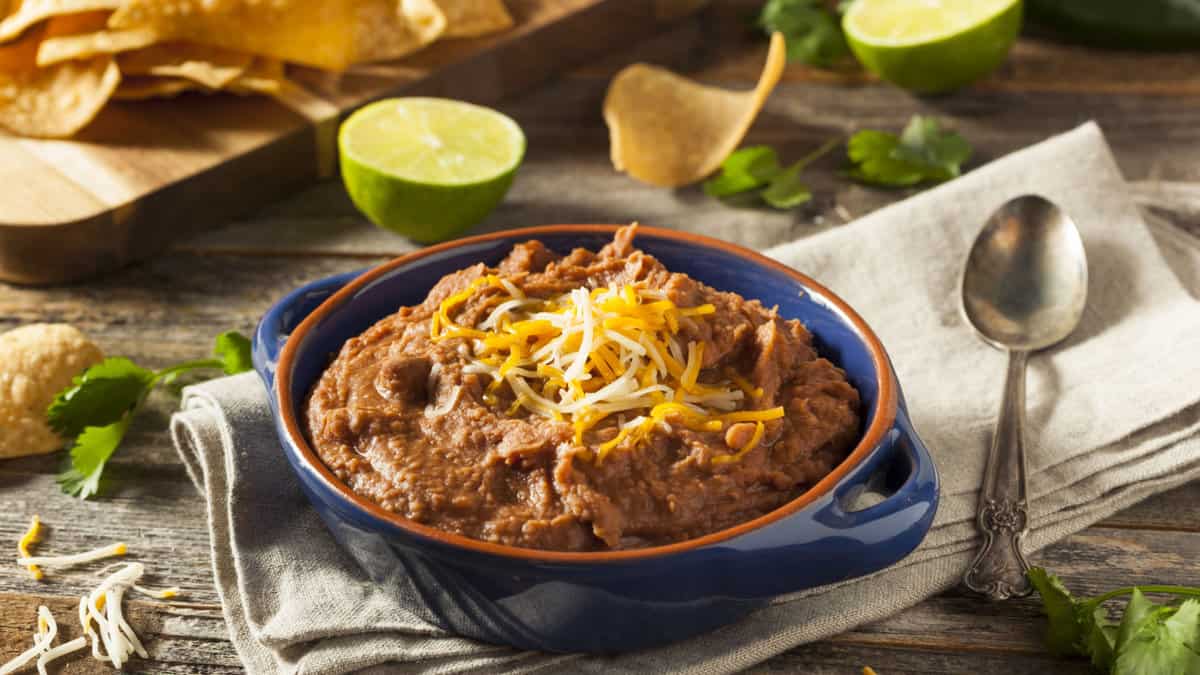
[275,224,898,563]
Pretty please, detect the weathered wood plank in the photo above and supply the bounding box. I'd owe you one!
[749,642,1094,674]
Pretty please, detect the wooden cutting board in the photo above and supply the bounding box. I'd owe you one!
[0,0,708,285]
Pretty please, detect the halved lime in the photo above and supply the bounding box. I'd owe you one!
[843,0,1023,94]
[339,97,525,243]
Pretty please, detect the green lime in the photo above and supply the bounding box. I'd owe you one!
[843,0,1023,94]
[339,97,525,243]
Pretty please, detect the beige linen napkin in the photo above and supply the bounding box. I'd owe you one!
[171,122,1200,674]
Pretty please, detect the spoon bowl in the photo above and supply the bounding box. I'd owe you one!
[962,195,1088,352]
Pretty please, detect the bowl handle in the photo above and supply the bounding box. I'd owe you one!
[712,404,940,597]
[252,270,363,393]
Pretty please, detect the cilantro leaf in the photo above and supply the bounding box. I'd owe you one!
[1114,595,1200,675]
[703,146,781,198]
[46,357,154,437]
[761,163,813,208]
[57,417,131,499]
[1080,604,1119,670]
[1116,589,1163,654]
[1029,568,1200,674]
[759,0,849,67]
[1028,567,1084,655]
[704,139,836,210]
[1164,600,1200,654]
[48,330,253,499]
[214,330,253,375]
[894,115,972,179]
[847,116,973,188]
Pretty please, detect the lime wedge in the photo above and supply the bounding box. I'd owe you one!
[339,97,525,243]
[843,0,1023,93]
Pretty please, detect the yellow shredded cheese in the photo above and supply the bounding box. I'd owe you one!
[6,520,180,675]
[430,275,785,463]
[18,516,42,581]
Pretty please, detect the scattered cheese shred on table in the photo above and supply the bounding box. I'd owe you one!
[18,542,126,571]
[35,637,86,675]
[16,516,42,581]
[0,606,86,675]
[81,563,151,668]
[4,519,179,673]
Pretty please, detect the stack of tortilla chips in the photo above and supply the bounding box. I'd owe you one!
[0,0,513,138]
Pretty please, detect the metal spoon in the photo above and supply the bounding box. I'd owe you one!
[960,195,1088,600]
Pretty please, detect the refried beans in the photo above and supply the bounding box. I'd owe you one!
[304,225,861,551]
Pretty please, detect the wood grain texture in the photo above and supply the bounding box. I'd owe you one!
[0,0,710,285]
[1,0,1199,672]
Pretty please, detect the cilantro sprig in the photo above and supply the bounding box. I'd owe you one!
[703,138,839,209]
[1029,567,1200,673]
[48,331,253,499]
[846,115,972,188]
[758,0,850,68]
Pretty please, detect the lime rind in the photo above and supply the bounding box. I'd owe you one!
[843,0,1023,93]
[844,0,1020,47]
[338,97,525,243]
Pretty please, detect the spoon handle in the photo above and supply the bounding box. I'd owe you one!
[963,349,1034,600]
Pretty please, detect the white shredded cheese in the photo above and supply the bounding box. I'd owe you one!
[0,608,55,675]
[35,638,85,675]
[18,542,126,569]
[7,523,178,675]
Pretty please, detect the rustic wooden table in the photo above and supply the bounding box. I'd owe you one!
[3,3,1199,673]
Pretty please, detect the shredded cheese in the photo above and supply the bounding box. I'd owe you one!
[0,607,59,675]
[17,516,42,581]
[430,276,784,463]
[81,563,150,669]
[5,526,177,675]
[35,638,85,675]
[18,542,126,570]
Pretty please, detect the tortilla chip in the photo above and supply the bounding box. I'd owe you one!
[118,42,251,89]
[603,32,786,188]
[435,0,512,38]
[110,0,447,71]
[227,56,284,94]
[0,324,103,459]
[112,73,196,100]
[0,0,120,42]
[0,24,119,137]
[39,5,103,35]
[37,22,157,65]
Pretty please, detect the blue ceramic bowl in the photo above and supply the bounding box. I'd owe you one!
[253,225,939,654]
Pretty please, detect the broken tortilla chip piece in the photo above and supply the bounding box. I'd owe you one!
[109,0,447,71]
[37,23,157,66]
[0,324,103,459]
[117,42,251,89]
[0,0,120,42]
[0,24,120,137]
[112,73,196,100]
[603,31,786,188]
[226,56,285,94]
[435,0,513,38]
